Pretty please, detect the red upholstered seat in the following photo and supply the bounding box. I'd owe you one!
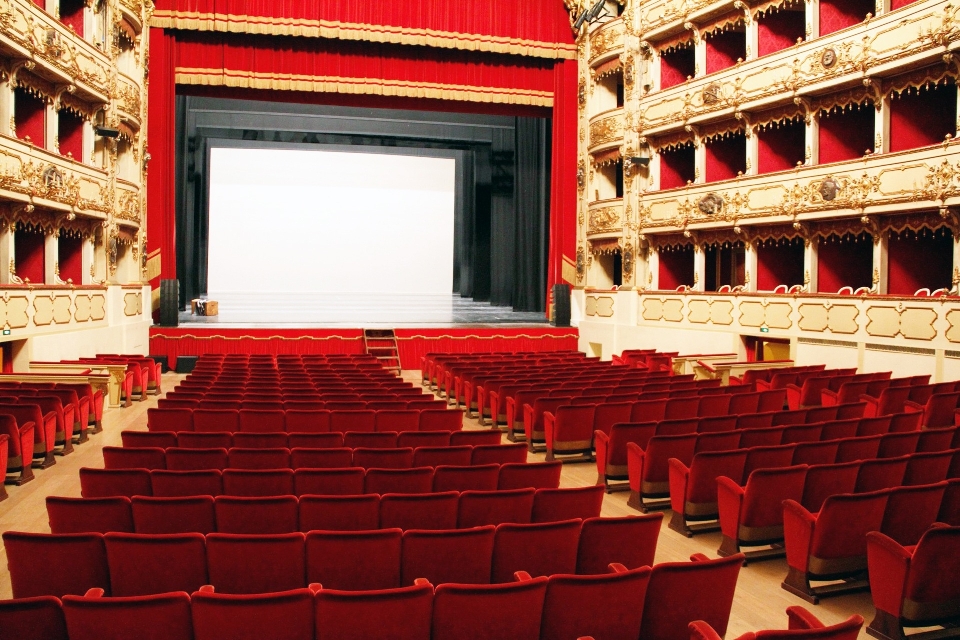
[717,465,807,560]
[238,409,285,432]
[855,456,908,492]
[576,514,661,574]
[80,468,152,498]
[299,494,380,531]
[290,447,353,469]
[222,469,295,496]
[294,468,365,496]
[669,450,748,536]
[431,575,548,640]
[102,446,166,471]
[380,492,459,530]
[375,410,421,433]
[330,410,376,433]
[903,450,952,485]
[490,519,581,582]
[232,432,287,448]
[543,404,597,461]
[0,596,68,640]
[0,403,55,468]
[178,432,232,449]
[413,445,472,467]
[689,606,863,640]
[498,461,562,490]
[471,442,527,465]
[401,526,496,585]
[344,431,399,448]
[226,447,291,470]
[398,431,450,448]
[121,430,178,448]
[877,432,920,457]
[205,533,306,594]
[626,433,697,511]
[540,565,652,640]
[800,462,860,511]
[879,482,947,546]
[867,525,960,640]
[284,409,331,432]
[316,583,433,640]
[450,430,502,446]
[532,485,604,523]
[457,488,535,527]
[782,490,889,602]
[287,432,343,448]
[191,588,315,640]
[639,553,745,640]
[63,590,193,640]
[104,532,207,596]
[0,414,35,485]
[150,470,223,498]
[193,409,239,433]
[214,495,298,534]
[132,496,217,534]
[862,386,913,418]
[165,448,228,471]
[353,447,415,470]
[306,529,402,590]
[433,464,499,492]
[364,467,434,494]
[419,409,463,432]
[3,531,110,598]
[46,496,134,534]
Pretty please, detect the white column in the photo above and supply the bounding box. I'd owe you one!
[44,232,58,284]
[745,17,759,61]
[0,223,15,285]
[873,234,888,294]
[953,234,960,294]
[0,78,13,137]
[804,238,819,292]
[694,140,706,184]
[693,244,706,291]
[45,104,58,154]
[805,0,819,41]
[694,36,706,78]
[82,235,96,285]
[745,128,758,175]
[83,119,95,166]
[649,52,661,93]
[744,241,759,292]
[648,246,660,290]
[806,112,820,166]
[650,151,662,191]
[875,96,890,155]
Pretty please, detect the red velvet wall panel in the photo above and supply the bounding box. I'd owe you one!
[889,81,957,153]
[15,229,45,284]
[60,0,85,37]
[659,145,696,190]
[819,104,874,164]
[152,0,576,59]
[58,110,84,161]
[705,28,745,75]
[14,89,45,147]
[149,327,579,370]
[547,59,578,303]
[757,9,805,57]
[756,239,804,291]
[819,0,873,35]
[817,234,873,293]
[58,235,84,285]
[890,0,918,9]
[659,246,695,290]
[660,46,695,90]
[887,230,953,295]
[757,119,805,174]
[705,133,746,183]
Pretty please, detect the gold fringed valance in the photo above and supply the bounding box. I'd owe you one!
[589,238,621,254]
[593,58,622,79]
[591,147,621,167]
[151,13,577,60]
[174,69,555,107]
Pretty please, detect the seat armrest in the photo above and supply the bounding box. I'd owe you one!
[782,499,817,572]
[785,606,825,630]
[83,588,105,598]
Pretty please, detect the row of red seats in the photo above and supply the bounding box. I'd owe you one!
[158,398,447,412]
[508,382,766,446]
[670,433,960,536]
[122,428,499,450]
[0,551,744,640]
[146,407,462,433]
[101,443,527,471]
[729,364,827,387]
[49,485,604,535]
[624,408,920,508]
[78,462,564,498]
[719,457,960,561]
[785,372,930,411]
[867,524,960,640]
[667,435,960,536]
[426,351,588,393]
[783,479,959,602]
[596,408,920,489]
[7,515,652,596]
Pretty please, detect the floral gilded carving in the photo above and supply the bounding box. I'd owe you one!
[588,206,622,234]
[589,111,625,150]
[588,20,625,64]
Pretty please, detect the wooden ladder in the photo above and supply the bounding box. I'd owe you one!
[363,329,402,375]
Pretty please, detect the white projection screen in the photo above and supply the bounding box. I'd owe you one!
[207,146,456,323]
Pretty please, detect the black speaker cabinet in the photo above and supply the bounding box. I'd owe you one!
[552,283,571,328]
[159,279,180,327]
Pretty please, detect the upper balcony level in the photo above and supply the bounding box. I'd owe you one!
[589,18,626,67]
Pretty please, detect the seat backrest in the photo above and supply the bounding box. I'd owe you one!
[131,495,217,534]
[809,491,890,560]
[3,531,109,598]
[191,589,315,640]
[222,469,295,497]
[401,526,496,586]
[432,576,548,640]
[46,496,133,534]
[490,519,581,582]
[343,431,399,449]
[801,462,861,512]
[380,492,459,530]
[365,467,434,494]
[739,466,808,529]
[413,445,473,468]
[63,591,193,640]
[227,447,291,470]
[684,450,749,505]
[306,529,402,590]
[540,567,651,640]
[214,496,299,534]
[881,482,947,546]
[205,532,306,594]
[299,494,380,531]
[640,554,745,640]
[353,447,415,470]
[79,468,152,499]
[193,409,239,433]
[290,447,353,469]
[904,450,953,485]
[150,470,223,498]
[903,525,960,605]
[457,488,535,527]
[0,596,68,640]
[165,448,229,472]
[855,457,908,492]
[497,461,563,490]
[532,486,604,523]
[294,468,365,496]
[104,532,207,596]
[576,514,662,574]
[471,443,527,465]
[316,583,433,640]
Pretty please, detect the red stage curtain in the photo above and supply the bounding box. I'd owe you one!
[659,246,695,289]
[152,0,576,59]
[147,28,179,319]
[174,31,556,106]
[547,59,578,306]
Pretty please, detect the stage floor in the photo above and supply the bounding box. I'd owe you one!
[179,293,550,328]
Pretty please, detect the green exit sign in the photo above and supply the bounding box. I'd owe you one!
[760,327,769,333]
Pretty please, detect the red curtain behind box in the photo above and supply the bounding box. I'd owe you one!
[15,229,45,284]
[152,0,576,58]
[757,119,805,174]
[705,134,746,183]
[660,46,694,90]
[705,29,745,75]
[659,246,695,289]
[756,239,804,290]
[659,145,695,190]
[819,0,872,36]
[889,81,957,153]
[819,104,874,164]
[14,89,45,147]
[817,234,873,292]
[58,110,84,161]
[887,230,953,295]
[58,235,84,284]
[758,9,804,57]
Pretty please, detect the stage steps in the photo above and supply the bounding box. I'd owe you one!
[363,329,401,375]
